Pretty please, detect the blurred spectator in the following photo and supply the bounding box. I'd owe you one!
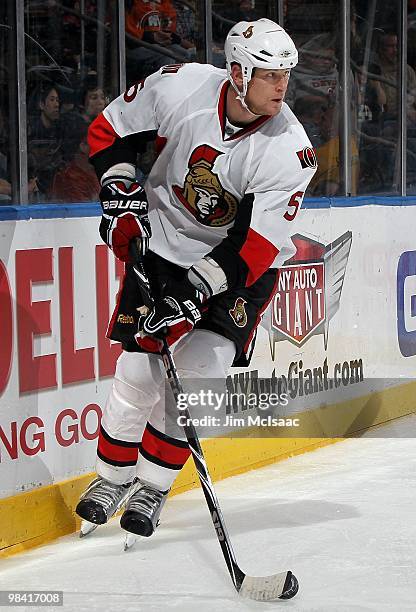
[28,84,65,194]
[284,1,337,49]
[222,0,258,23]
[125,0,191,80]
[310,106,359,197]
[1,100,39,202]
[59,29,82,74]
[49,122,100,202]
[60,0,100,74]
[0,149,40,203]
[355,62,386,123]
[78,79,107,124]
[287,34,338,195]
[408,0,416,74]
[293,96,326,148]
[287,33,360,196]
[27,153,42,202]
[286,34,338,110]
[0,178,11,201]
[212,0,259,47]
[371,31,416,120]
[173,0,198,48]
[28,85,61,139]
[61,78,108,160]
[362,30,416,191]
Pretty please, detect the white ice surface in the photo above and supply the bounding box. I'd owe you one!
[1,415,416,612]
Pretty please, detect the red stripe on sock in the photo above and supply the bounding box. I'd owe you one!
[141,427,190,466]
[97,431,139,463]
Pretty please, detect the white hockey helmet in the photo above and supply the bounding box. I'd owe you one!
[225,18,298,108]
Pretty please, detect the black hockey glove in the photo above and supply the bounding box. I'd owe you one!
[99,178,151,263]
[136,278,204,350]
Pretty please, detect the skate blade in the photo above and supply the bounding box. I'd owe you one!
[123,532,138,551]
[80,520,99,538]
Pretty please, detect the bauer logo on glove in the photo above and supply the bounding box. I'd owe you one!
[101,199,148,212]
[98,177,151,262]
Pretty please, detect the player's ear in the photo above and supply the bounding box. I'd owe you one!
[230,63,243,88]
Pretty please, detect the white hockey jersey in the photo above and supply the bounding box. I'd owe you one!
[89,63,317,289]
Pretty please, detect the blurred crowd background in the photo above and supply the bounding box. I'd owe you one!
[1,0,416,204]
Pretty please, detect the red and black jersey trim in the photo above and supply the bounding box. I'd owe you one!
[97,425,140,467]
[140,422,190,471]
[217,81,271,142]
[208,193,280,289]
[89,118,157,180]
[88,113,119,157]
[209,193,252,288]
[239,228,279,285]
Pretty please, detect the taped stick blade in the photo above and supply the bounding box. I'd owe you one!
[238,571,298,601]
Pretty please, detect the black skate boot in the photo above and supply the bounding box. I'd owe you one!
[120,480,169,537]
[76,476,132,525]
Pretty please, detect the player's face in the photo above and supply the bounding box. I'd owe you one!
[245,68,290,116]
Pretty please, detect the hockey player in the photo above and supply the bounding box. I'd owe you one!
[76,18,317,538]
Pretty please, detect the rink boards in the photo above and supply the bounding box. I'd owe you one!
[1,198,415,556]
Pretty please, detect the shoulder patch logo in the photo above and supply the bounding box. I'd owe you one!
[173,145,238,227]
[161,64,184,75]
[229,298,248,327]
[243,25,254,38]
[296,147,317,169]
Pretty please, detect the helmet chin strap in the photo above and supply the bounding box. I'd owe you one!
[229,74,262,118]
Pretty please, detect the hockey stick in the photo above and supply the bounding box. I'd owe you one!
[129,243,299,601]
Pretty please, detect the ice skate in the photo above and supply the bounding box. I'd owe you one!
[76,476,132,531]
[120,480,169,537]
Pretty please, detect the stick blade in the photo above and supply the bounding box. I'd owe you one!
[239,570,298,601]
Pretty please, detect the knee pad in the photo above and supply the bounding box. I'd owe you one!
[102,352,164,442]
[113,351,163,407]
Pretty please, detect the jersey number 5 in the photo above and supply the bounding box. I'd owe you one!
[283,191,304,221]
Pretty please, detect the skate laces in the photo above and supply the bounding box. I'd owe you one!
[127,483,166,517]
[83,478,129,511]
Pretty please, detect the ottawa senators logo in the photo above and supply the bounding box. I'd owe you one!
[243,25,254,38]
[229,298,248,327]
[173,145,238,227]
